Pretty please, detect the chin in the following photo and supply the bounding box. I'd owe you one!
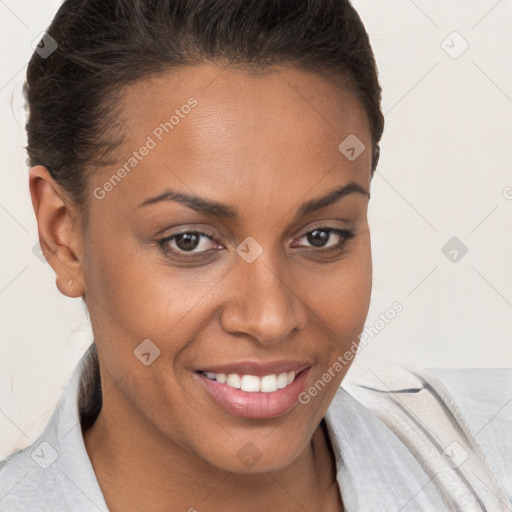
[193,430,310,475]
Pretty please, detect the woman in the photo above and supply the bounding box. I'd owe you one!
[0,0,510,510]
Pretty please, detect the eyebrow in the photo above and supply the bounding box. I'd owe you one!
[138,181,369,219]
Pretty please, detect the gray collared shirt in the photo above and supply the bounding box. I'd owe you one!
[1,345,511,511]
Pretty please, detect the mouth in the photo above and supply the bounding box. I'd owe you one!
[193,367,311,420]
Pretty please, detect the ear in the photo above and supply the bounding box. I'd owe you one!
[29,165,85,299]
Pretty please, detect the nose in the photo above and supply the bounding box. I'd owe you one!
[220,255,307,346]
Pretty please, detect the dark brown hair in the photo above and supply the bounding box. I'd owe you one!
[25,0,384,224]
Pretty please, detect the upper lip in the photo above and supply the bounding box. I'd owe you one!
[195,360,312,377]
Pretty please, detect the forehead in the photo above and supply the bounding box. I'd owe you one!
[118,63,369,146]
[91,64,371,214]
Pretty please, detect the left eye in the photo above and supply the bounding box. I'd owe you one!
[294,228,355,249]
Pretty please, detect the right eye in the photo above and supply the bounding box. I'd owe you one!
[158,231,219,255]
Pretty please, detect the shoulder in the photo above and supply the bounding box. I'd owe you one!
[0,444,73,511]
[424,366,512,426]
[425,367,512,497]
[341,365,512,436]
[339,364,512,508]
[0,344,107,511]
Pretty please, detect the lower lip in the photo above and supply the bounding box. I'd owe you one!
[194,369,310,420]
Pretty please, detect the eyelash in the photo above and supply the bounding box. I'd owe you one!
[157,226,355,258]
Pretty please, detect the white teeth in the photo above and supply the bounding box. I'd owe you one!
[202,371,298,392]
[226,373,241,389]
[260,374,277,393]
[277,372,288,389]
[241,375,260,392]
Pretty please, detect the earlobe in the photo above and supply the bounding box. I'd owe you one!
[28,165,85,299]
[55,276,84,299]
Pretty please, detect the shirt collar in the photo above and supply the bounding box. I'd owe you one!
[323,385,447,511]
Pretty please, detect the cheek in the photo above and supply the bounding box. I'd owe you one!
[296,236,372,407]
[84,225,199,331]
[82,227,230,376]
[301,232,372,335]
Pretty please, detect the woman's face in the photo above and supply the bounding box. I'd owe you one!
[80,64,372,472]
